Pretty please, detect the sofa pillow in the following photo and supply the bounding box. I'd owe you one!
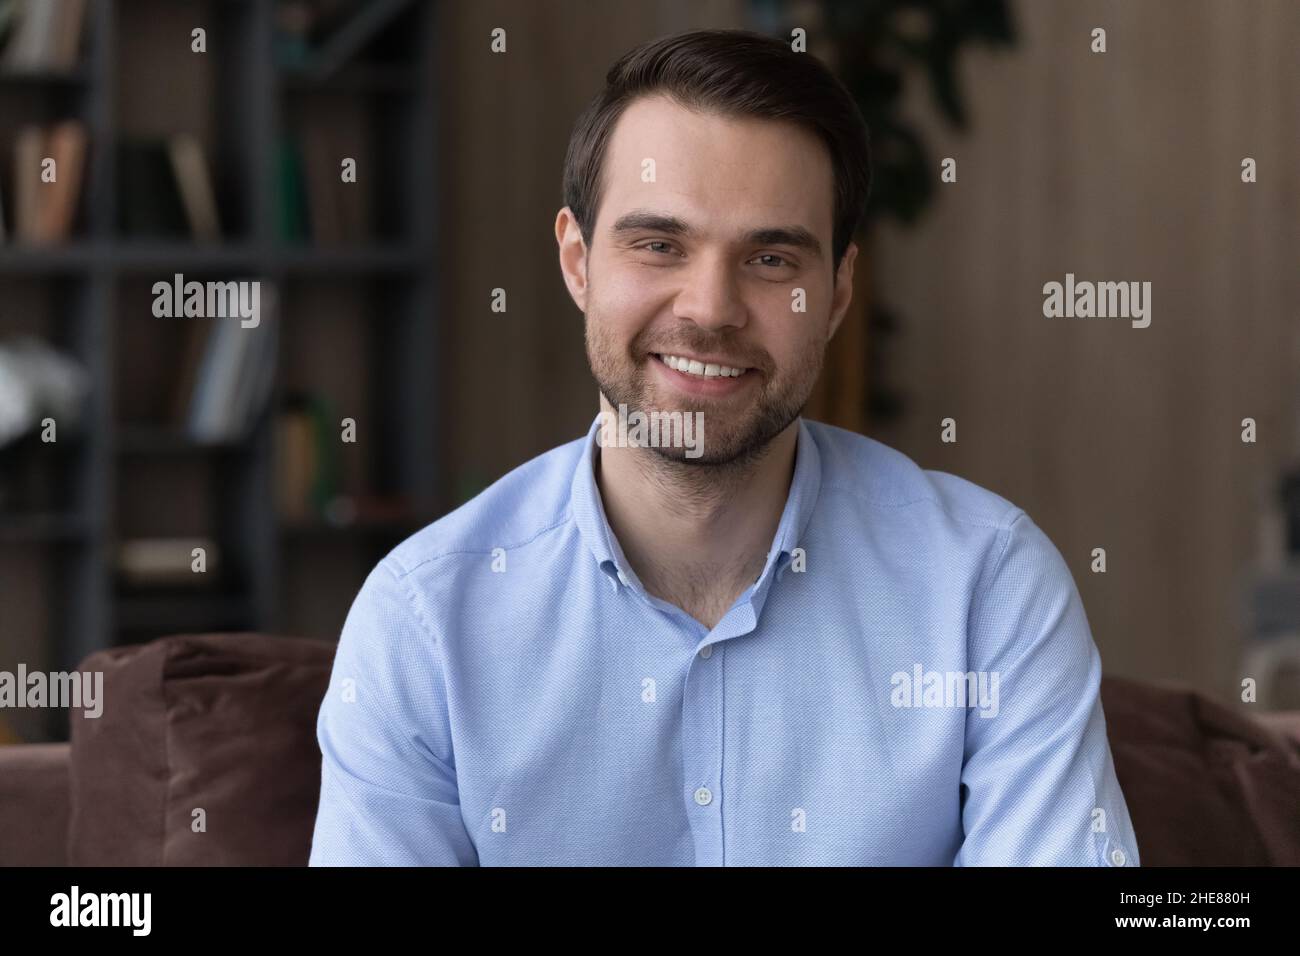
[0,742,71,866]
[68,633,335,865]
[1101,674,1300,865]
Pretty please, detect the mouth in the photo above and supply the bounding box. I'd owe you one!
[649,352,757,397]
[653,353,752,379]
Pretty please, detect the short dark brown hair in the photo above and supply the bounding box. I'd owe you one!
[562,29,872,268]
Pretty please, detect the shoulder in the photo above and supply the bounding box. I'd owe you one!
[381,431,588,580]
[803,419,1024,532]
[803,422,1082,647]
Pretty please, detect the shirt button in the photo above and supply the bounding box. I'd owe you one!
[699,645,712,659]
[693,786,712,806]
[1109,847,1126,867]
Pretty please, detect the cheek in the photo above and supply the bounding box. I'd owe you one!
[785,276,833,315]
[760,283,802,319]
[591,259,671,327]
[782,281,836,337]
[769,330,808,370]
[764,312,829,376]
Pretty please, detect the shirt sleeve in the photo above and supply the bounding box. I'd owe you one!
[308,559,478,866]
[953,511,1139,867]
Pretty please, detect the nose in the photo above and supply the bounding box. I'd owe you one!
[671,252,747,332]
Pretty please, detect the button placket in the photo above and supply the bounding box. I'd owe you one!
[681,627,725,866]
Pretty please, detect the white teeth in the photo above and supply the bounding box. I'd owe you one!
[659,354,746,378]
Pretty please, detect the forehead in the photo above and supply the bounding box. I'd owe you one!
[595,93,834,242]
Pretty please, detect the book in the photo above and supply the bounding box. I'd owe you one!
[274,136,309,241]
[0,0,20,55]
[117,537,220,587]
[171,320,214,426]
[276,401,315,521]
[36,118,86,241]
[12,124,44,241]
[184,283,279,442]
[273,0,315,68]
[189,318,250,442]
[330,106,370,241]
[50,0,84,71]
[299,122,344,243]
[307,395,340,514]
[167,134,222,241]
[225,288,279,439]
[297,117,371,243]
[116,140,189,238]
[1,0,55,70]
[0,0,83,72]
[0,716,21,745]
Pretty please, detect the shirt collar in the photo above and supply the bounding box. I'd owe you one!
[570,411,822,588]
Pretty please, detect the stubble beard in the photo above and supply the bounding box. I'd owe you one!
[583,300,826,474]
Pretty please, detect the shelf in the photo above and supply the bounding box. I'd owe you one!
[275,244,424,273]
[0,513,92,542]
[281,64,417,94]
[279,518,425,539]
[0,67,89,86]
[0,244,98,273]
[0,0,441,693]
[0,242,426,274]
[104,242,266,272]
[0,432,87,454]
[116,425,249,456]
[0,242,245,273]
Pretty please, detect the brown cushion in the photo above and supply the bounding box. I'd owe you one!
[0,742,71,866]
[1102,674,1300,865]
[68,633,335,866]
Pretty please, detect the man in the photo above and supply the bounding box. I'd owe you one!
[309,29,1139,866]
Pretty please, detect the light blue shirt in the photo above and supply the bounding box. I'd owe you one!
[309,413,1139,866]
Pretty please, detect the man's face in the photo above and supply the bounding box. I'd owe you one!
[558,94,857,466]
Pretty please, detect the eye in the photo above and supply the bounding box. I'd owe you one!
[639,240,679,256]
[750,253,792,269]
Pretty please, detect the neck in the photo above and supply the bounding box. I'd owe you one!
[593,394,798,603]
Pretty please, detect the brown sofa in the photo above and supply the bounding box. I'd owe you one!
[2,632,1299,866]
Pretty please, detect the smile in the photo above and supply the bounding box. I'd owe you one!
[655,353,749,378]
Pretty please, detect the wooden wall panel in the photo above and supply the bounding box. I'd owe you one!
[872,0,1300,701]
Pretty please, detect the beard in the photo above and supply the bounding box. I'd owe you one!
[584,302,827,468]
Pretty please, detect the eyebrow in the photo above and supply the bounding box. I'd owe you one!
[609,210,823,259]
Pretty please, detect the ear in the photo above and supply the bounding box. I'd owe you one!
[556,207,590,312]
[826,240,859,341]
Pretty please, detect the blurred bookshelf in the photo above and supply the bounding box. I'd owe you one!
[0,0,440,740]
